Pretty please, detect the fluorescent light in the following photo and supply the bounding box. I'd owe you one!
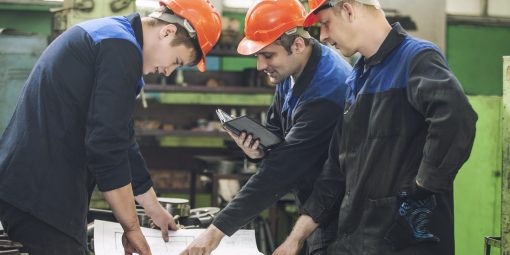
[223,0,256,9]
[136,0,159,9]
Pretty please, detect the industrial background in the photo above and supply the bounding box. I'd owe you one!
[0,0,509,254]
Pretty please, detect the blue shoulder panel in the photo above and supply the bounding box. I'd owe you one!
[280,43,351,118]
[346,36,443,103]
[302,44,351,107]
[77,16,145,95]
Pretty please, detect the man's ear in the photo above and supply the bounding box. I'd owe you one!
[159,23,178,39]
[292,37,306,54]
[342,2,357,22]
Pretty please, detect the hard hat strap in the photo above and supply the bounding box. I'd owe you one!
[283,27,311,38]
[285,28,298,35]
[276,27,311,43]
[149,11,197,39]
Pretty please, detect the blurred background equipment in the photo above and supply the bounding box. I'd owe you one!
[0,221,23,254]
[51,0,137,40]
[0,28,46,134]
[384,9,417,31]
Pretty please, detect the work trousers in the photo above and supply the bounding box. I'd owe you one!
[0,200,87,255]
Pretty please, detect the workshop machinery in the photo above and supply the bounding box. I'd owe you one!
[0,29,46,134]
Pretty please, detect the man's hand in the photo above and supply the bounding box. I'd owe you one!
[147,205,178,242]
[135,188,178,242]
[225,130,265,159]
[273,215,318,255]
[103,184,152,255]
[272,237,303,255]
[122,228,152,255]
[384,185,440,250]
[179,225,225,255]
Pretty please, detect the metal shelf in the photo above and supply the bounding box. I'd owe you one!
[143,84,274,106]
[144,84,274,94]
[136,129,229,148]
[136,129,229,138]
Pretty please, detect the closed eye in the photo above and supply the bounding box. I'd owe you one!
[320,20,329,29]
[254,53,274,59]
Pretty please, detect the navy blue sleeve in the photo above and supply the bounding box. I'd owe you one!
[85,38,143,192]
[406,50,478,193]
[301,117,345,224]
[128,119,153,195]
[212,99,342,236]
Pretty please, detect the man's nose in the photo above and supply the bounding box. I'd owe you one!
[256,58,268,71]
[320,28,329,43]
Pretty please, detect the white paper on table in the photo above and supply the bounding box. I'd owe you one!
[93,220,263,255]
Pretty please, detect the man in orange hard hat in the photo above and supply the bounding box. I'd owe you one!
[273,0,478,254]
[180,0,351,255]
[0,1,221,254]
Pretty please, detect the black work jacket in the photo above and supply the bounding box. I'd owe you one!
[302,23,478,255]
[0,13,152,245]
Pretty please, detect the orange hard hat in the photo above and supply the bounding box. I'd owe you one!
[237,0,307,55]
[160,0,222,71]
[304,0,329,27]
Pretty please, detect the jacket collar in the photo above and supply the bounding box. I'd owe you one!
[127,13,144,49]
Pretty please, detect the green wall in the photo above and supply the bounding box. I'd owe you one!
[447,25,510,96]
[447,23,509,254]
[455,96,502,255]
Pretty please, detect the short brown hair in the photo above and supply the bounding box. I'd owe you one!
[275,27,313,54]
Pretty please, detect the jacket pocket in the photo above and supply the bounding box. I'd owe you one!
[360,196,399,255]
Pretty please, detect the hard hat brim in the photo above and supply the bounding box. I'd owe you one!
[304,13,319,27]
[237,37,272,56]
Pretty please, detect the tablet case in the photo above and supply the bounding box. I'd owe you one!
[216,109,282,149]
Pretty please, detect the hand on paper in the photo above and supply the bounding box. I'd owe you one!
[179,224,225,255]
[272,238,303,255]
[122,228,152,255]
[147,205,178,242]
